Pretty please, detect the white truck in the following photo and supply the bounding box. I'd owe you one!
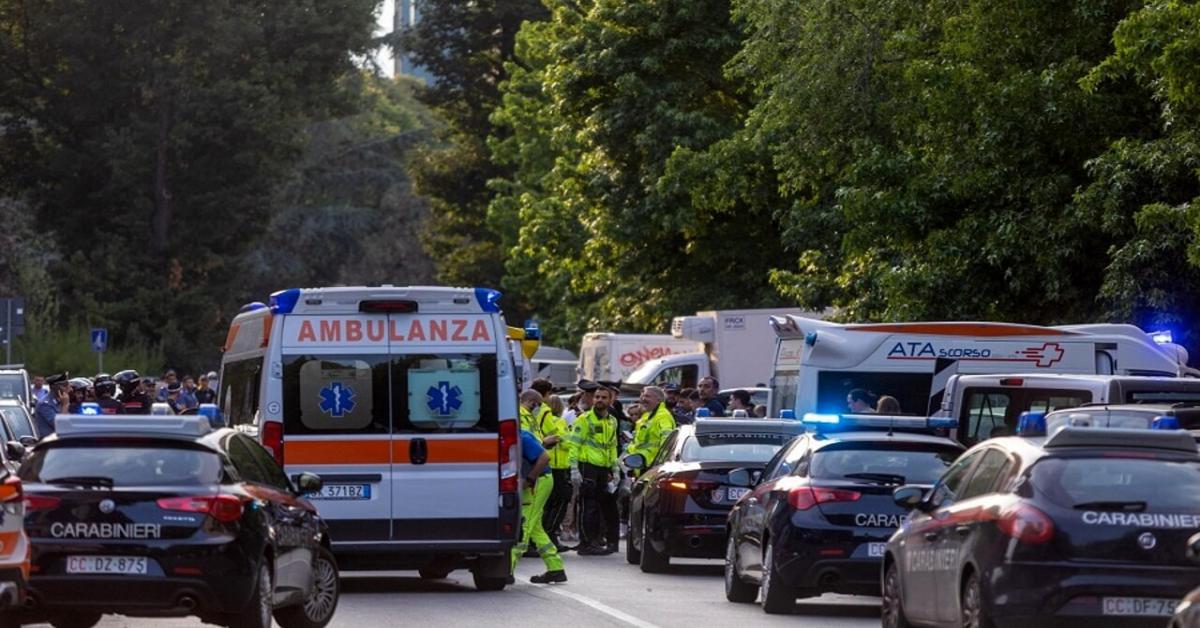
[624,308,821,392]
[577,333,703,384]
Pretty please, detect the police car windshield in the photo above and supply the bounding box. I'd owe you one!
[811,442,959,485]
[680,433,792,463]
[1030,457,1200,512]
[20,442,222,487]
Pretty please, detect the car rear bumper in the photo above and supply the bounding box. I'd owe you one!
[774,526,891,594]
[984,561,1195,626]
[647,513,728,559]
[28,574,253,616]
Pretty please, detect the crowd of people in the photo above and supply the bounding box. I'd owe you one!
[28,368,220,438]
[513,376,755,584]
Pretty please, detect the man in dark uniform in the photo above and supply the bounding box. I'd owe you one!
[93,375,124,415]
[114,370,151,414]
[34,373,69,438]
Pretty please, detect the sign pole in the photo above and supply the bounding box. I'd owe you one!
[4,299,10,365]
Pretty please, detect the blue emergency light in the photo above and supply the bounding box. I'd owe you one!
[198,404,224,428]
[1152,416,1181,430]
[474,288,502,313]
[1017,411,1047,436]
[696,407,711,418]
[79,402,101,416]
[1150,330,1174,345]
[269,288,301,315]
[779,409,796,420]
[800,412,956,432]
[802,413,840,424]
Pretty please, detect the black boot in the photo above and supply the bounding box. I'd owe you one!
[576,544,607,556]
[530,570,567,584]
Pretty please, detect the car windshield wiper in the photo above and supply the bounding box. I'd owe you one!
[1072,500,1147,512]
[45,476,114,489]
[843,472,906,485]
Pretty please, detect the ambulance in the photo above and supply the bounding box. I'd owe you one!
[768,317,1197,419]
[219,286,524,590]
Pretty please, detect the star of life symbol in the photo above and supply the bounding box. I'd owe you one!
[426,381,463,417]
[318,382,356,418]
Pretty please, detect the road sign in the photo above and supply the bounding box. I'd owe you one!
[91,328,108,353]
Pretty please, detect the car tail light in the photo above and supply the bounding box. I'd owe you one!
[157,495,245,523]
[499,419,518,494]
[0,476,21,503]
[788,486,862,511]
[659,478,716,492]
[23,494,58,512]
[262,421,284,466]
[997,502,1054,544]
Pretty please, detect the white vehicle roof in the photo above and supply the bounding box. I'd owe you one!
[54,414,213,438]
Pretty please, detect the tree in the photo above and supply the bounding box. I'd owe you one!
[0,0,380,368]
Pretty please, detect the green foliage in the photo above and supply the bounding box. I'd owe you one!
[15,325,164,377]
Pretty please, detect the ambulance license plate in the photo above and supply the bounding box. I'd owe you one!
[1101,597,1178,616]
[66,555,147,575]
[867,543,887,558]
[308,484,370,500]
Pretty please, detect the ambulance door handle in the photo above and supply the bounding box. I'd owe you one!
[410,438,428,465]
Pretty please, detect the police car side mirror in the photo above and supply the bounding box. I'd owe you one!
[17,436,35,448]
[295,472,323,495]
[4,441,24,461]
[893,485,927,511]
[623,454,646,471]
[1187,532,1200,564]
[727,468,754,488]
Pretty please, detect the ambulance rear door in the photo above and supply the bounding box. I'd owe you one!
[388,313,504,545]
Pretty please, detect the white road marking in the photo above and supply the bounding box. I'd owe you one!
[521,583,661,628]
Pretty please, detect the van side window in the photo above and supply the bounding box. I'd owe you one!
[281,355,389,435]
[393,353,498,434]
[221,358,263,428]
[963,392,1009,445]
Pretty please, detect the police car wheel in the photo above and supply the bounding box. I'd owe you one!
[760,539,795,614]
[229,562,273,628]
[625,510,642,565]
[725,534,758,603]
[276,546,340,628]
[882,562,913,628]
[49,612,102,628]
[638,515,669,573]
[961,572,991,628]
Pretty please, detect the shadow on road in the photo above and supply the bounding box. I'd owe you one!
[340,575,480,594]
[793,602,880,618]
[654,562,724,577]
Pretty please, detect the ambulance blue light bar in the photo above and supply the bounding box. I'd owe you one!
[801,413,957,432]
[269,288,302,315]
[198,404,224,428]
[1150,330,1174,344]
[475,288,502,313]
[779,409,796,420]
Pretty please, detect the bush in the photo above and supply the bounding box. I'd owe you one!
[12,325,164,377]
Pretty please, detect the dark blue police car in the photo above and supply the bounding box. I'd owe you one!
[883,412,1200,628]
[724,413,964,614]
[18,413,339,628]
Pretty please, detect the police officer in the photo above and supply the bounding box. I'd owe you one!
[511,396,568,584]
[114,370,151,413]
[628,386,677,468]
[34,373,69,438]
[93,375,124,415]
[66,378,91,413]
[570,384,621,555]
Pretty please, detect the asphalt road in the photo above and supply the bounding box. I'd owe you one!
[34,547,881,628]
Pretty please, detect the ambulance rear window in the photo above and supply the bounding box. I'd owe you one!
[1030,457,1200,511]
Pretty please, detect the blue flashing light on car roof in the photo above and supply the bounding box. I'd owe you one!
[198,404,223,428]
[268,288,302,315]
[239,301,267,314]
[80,402,101,416]
[802,413,840,424]
[474,287,502,313]
[1152,416,1181,430]
[1017,411,1047,436]
[780,409,796,420]
[696,407,711,418]
[927,417,959,429]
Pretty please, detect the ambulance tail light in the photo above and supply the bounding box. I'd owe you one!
[788,486,862,511]
[0,476,21,504]
[997,502,1054,544]
[499,419,519,494]
[359,300,419,314]
[999,378,1024,387]
[262,421,284,466]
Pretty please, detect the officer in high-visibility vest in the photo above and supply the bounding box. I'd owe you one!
[569,384,620,555]
[512,391,567,584]
[628,385,676,467]
[530,379,573,551]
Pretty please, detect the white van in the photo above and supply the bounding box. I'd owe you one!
[940,373,1200,446]
[768,317,1196,418]
[220,286,522,590]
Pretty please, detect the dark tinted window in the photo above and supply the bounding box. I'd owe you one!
[221,358,263,428]
[680,432,794,463]
[929,450,982,508]
[811,442,960,485]
[226,435,269,485]
[1127,391,1200,403]
[765,437,809,480]
[240,435,291,490]
[282,355,389,435]
[1030,456,1200,511]
[20,442,221,486]
[816,371,933,416]
[958,387,1091,446]
[652,432,679,466]
[958,449,1010,500]
[0,407,33,440]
